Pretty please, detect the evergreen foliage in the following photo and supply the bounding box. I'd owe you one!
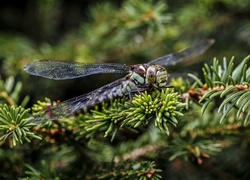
[71,88,186,140]
[0,104,41,147]
[0,0,250,179]
[189,56,250,124]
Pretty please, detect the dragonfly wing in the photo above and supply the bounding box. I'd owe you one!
[24,60,131,80]
[148,39,215,66]
[30,78,125,123]
[31,94,91,123]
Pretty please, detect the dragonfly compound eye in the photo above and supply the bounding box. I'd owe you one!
[146,66,157,85]
[155,65,168,88]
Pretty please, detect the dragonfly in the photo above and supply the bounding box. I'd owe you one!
[24,39,214,123]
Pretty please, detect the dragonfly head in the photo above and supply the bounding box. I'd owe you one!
[146,65,168,88]
[130,64,168,89]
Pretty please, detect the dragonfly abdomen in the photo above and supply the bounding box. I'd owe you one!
[82,78,138,110]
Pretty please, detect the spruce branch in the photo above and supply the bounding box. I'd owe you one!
[28,88,186,142]
[24,160,59,180]
[187,56,250,124]
[86,161,162,180]
[0,76,30,106]
[31,97,59,114]
[169,77,191,94]
[118,0,171,34]
[164,136,221,164]
[88,0,171,34]
[0,104,41,147]
[72,88,186,139]
[124,89,186,135]
[24,158,161,180]
[114,142,166,164]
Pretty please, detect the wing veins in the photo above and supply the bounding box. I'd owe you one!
[148,39,215,66]
[31,77,125,123]
[24,60,131,80]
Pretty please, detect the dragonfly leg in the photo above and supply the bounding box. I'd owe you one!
[161,85,174,89]
[127,86,152,101]
[127,86,145,101]
[128,92,133,101]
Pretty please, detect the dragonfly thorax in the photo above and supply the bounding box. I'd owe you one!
[130,64,168,89]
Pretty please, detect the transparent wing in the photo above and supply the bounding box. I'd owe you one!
[29,78,125,123]
[24,60,131,80]
[148,39,215,66]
